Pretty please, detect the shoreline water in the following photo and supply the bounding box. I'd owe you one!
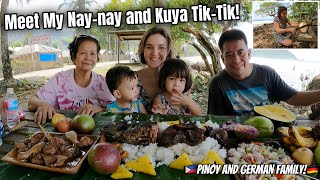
[253,20,273,28]
[185,56,320,91]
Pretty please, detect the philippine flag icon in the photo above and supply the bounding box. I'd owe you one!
[185,165,197,174]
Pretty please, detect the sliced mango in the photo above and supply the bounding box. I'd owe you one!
[125,154,156,176]
[168,121,179,126]
[201,150,224,165]
[288,126,316,148]
[169,153,193,170]
[158,121,179,126]
[254,105,295,122]
[111,165,133,179]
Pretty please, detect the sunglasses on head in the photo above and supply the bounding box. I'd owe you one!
[74,34,98,45]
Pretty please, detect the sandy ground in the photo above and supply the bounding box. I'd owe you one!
[253,23,318,49]
[9,58,199,81]
[11,58,200,110]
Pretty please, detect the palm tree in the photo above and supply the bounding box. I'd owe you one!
[0,0,31,83]
[58,0,97,35]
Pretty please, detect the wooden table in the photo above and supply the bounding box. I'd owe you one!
[0,111,319,179]
[0,110,318,159]
[0,110,42,159]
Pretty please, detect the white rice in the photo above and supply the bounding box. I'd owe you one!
[157,122,170,131]
[122,137,226,167]
[124,115,133,121]
[121,120,224,167]
[204,120,220,129]
[196,121,202,128]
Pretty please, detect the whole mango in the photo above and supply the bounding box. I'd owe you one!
[71,114,95,134]
[88,142,121,175]
[244,116,274,138]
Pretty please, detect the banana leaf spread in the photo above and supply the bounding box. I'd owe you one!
[101,121,229,147]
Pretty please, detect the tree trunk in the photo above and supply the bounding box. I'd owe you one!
[153,0,170,33]
[222,0,242,33]
[182,24,222,74]
[1,0,14,81]
[77,0,86,35]
[189,42,214,76]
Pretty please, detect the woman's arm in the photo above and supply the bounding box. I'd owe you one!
[274,21,296,34]
[77,103,104,116]
[288,20,299,27]
[28,96,56,124]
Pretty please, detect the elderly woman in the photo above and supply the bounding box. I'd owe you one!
[136,26,173,113]
[274,6,299,47]
[28,34,114,124]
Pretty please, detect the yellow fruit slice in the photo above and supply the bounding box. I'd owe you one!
[111,165,133,179]
[158,121,179,126]
[52,113,65,128]
[254,105,295,122]
[125,154,156,176]
[167,121,179,126]
[201,150,224,165]
[169,153,193,170]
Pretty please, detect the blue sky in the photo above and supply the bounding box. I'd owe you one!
[252,1,291,20]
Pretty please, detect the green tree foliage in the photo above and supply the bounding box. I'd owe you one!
[22,32,33,46]
[168,0,252,42]
[255,2,282,17]
[94,0,152,52]
[289,2,318,22]
[58,0,97,11]
[90,0,252,74]
[58,0,97,34]
[1,0,31,82]
[10,41,23,48]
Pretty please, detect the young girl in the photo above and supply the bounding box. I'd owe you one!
[152,58,202,115]
[106,66,147,114]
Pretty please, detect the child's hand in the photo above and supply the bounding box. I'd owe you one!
[170,90,192,106]
[151,104,168,115]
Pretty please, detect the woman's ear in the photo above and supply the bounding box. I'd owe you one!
[113,90,121,99]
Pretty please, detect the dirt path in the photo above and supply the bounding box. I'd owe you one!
[11,59,206,112]
[253,23,317,49]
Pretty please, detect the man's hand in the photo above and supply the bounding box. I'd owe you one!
[77,103,103,116]
[34,101,56,124]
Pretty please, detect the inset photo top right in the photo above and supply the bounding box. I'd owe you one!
[253,1,318,49]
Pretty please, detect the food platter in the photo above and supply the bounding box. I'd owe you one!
[1,132,99,174]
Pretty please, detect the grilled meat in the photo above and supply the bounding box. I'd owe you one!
[44,155,57,167]
[29,133,44,147]
[17,141,45,161]
[15,131,94,168]
[60,144,79,158]
[79,136,93,147]
[101,120,158,145]
[31,153,44,165]
[14,141,27,149]
[52,155,68,167]
[157,122,205,147]
[42,141,58,155]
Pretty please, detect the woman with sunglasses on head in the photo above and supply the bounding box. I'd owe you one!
[274,6,299,47]
[28,35,114,124]
[136,26,174,113]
